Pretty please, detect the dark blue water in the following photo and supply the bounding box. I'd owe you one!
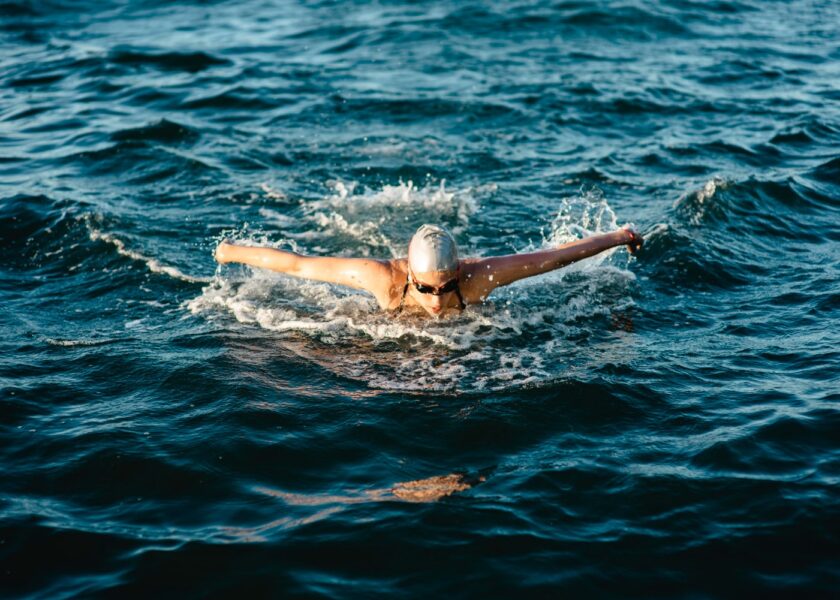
[2,0,839,596]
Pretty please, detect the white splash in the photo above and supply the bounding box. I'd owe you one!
[545,187,619,246]
[524,186,626,278]
[256,179,485,257]
[44,337,117,347]
[259,182,287,200]
[309,179,479,246]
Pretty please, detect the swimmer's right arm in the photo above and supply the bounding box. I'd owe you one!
[215,241,394,306]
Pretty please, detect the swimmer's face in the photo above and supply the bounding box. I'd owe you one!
[410,269,458,317]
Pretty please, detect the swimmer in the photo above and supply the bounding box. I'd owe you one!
[214,224,643,317]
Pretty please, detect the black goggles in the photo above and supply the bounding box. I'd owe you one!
[412,277,459,296]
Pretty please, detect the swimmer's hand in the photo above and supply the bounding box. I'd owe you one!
[622,226,644,255]
[215,240,233,264]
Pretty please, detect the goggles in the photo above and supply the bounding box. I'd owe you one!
[412,275,459,296]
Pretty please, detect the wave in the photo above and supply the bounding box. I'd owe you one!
[328,94,522,124]
[690,413,839,476]
[561,6,690,36]
[7,72,66,88]
[0,194,82,276]
[769,117,840,147]
[109,47,230,73]
[808,156,840,187]
[634,180,753,291]
[0,194,211,289]
[66,140,217,183]
[673,175,837,231]
[179,87,277,111]
[439,4,692,39]
[0,1,39,17]
[637,168,840,296]
[87,227,210,284]
[110,119,200,145]
[43,337,125,348]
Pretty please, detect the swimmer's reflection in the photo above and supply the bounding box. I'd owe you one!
[222,329,471,395]
[611,309,634,332]
[255,471,488,505]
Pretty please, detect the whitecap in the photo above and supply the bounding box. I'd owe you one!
[673,177,729,225]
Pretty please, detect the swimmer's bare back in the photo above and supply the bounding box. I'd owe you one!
[214,227,642,317]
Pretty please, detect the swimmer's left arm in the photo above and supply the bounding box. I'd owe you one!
[463,227,642,297]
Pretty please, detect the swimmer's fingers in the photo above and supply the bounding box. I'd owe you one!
[622,226,644,255]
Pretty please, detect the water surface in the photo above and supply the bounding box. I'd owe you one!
[1,0,839,596]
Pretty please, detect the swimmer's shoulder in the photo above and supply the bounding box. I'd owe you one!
[381,258,409,310]
[458,258,494,304]
[386,258,408,282]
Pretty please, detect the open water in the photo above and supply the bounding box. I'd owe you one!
[2,0,839,597]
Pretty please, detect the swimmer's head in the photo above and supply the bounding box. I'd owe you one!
[408,224,459,275]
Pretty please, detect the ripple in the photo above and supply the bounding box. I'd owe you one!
[329,95,522,123]
[110,119,200,145]
[0,194,81,276]
[689,414,829,476]
[639,222,755,290]
[66,140,217,183]
[808,156,840,186]
[560,6,690,38]
[109,47,231,73]
[7,72,66,88]
[0,1,39,17]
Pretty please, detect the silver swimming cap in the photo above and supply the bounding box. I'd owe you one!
[408,224,459,273]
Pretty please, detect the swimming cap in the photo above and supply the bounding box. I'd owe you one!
[408,224,459,273]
